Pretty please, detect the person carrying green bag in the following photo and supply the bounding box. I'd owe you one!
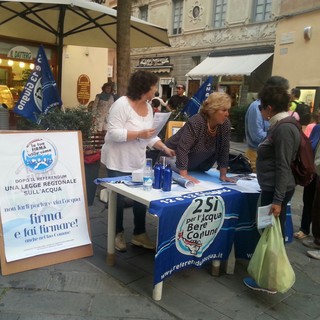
[243,84,299,294]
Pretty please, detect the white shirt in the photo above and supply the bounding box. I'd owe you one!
[101,96,160,172]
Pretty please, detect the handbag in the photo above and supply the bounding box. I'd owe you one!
[247,218,295,293]
[228,153,252,174]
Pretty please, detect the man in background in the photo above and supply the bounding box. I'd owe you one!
[152,91,167,112]
[290,87,311,128]
[245,76,290,172]
[166,84,189,115]
[290,88,302,112]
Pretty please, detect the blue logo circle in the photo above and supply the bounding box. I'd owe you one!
[22,138,57,172]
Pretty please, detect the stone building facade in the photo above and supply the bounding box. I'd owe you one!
[127,0,281,106]
[273,0,320,110]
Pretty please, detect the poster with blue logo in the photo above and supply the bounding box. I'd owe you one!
[0,131,91,268]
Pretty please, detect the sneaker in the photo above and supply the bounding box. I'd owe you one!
[243,277,277,294]
[115,232,127,252]
[307,250,320,260]
[302,238,320,249]
[131,233,155,250]
[293,231,308,240]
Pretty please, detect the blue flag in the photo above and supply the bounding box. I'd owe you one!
[182,76,213,117]
[14,45,62,122]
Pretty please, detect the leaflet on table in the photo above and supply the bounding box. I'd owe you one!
[227,173,260,193]
[231,173,257,181]
[94,175,132,184]
[257,204,274,229]
[220,174,256,186]
[153,112,171,136]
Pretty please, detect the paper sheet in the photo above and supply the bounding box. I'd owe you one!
[153,112,171,136]
[257,204,274,229]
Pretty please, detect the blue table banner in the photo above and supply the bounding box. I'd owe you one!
[149,188,261,285]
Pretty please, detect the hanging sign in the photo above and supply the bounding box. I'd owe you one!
[8,46,33,60]
[77,74,91,105]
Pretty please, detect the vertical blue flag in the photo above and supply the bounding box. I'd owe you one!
[182,76,213,117]
[14,45,62,123]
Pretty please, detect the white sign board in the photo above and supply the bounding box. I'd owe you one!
[0,131,92,265]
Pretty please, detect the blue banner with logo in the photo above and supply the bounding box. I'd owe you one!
[182,76,213,117]
[149,188,261,285]
[14,45,62,123]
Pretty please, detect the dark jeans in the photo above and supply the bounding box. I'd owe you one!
[312,175,320,242]
[106,168,146,235]
[261,189,295,242]
[300,176,317,235]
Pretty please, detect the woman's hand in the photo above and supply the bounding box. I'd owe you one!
[179,170,200,184]
[153,141,176,156]
[270,204,281,217]
[137,128,156,139]
[219,167,236,183]
[162,146,175,157]
[219,175,236,183]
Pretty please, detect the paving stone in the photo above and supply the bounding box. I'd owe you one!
[47,269,128,294]
[0,269,51,290]
[0,290,91,316]
[91,293,176,319]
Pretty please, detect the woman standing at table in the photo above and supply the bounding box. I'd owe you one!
[164,91,235,184]
[243,84,300,294]
[101,70,175,252]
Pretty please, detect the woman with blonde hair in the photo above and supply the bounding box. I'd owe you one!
[164,91,235,184]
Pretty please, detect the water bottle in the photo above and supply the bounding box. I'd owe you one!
[143,158,153,191]
[162,164,172,192]
[153,162,162,189]
[159,156,166,188]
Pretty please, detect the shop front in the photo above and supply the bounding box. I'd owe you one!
[185,46,274,107]
[297,87,320,113]
[0,41,56,128]
[0,42,56,103]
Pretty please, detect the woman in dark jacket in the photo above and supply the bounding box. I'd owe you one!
[164,91,235,184]
[256,86,300,238]
[244,85,300,294]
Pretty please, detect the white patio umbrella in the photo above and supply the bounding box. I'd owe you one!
[0,0,170,87]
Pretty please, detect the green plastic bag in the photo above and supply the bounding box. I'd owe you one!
[247,218,295,293]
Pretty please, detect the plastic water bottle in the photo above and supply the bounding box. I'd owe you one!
[159,156,166,188]
[162,164,172,192]
[143,158,153,191]
[153,162,162,189]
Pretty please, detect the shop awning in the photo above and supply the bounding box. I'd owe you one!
[186,53,273,77]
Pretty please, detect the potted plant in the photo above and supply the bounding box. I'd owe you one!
[228,105,248,143]
[17,106,101,206]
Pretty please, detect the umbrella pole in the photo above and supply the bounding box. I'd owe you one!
[57,6,66,94]
[57,44,62,94]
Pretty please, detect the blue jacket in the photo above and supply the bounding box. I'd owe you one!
[310,124,320,152]
[245,100,270,149]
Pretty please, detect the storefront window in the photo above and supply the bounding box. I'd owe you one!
[299,88,317,112]
[0,58,35,103]
[0,44,53,105]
